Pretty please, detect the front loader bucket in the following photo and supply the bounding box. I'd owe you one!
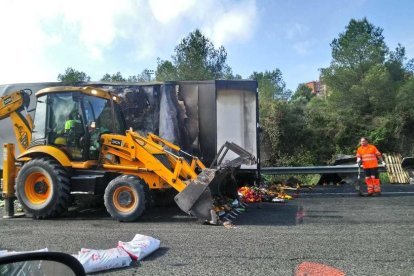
[174,168,235,222]
[174,141,256,223]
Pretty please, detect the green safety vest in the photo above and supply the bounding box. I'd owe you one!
[65,119,81,131]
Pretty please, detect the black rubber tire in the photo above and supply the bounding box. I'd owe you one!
[15,158,71,219]
[104,175,148,222]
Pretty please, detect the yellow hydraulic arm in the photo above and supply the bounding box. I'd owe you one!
[0,90,33,152]
[147,133,206,171]
[99,130,207,192]
[1,90,33,218]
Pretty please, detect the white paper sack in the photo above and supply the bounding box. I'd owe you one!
[75,247,131,273]
[0,248,48,257]
[118,234,160,261]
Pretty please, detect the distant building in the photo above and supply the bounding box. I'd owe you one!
[305,81,326,97]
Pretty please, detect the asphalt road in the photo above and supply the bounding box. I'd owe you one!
[1,184,413,275]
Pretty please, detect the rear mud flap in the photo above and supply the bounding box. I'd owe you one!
[174,168,234,221]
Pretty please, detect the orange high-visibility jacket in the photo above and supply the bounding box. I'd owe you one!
[356,144,381,169]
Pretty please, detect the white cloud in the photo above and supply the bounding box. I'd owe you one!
[293,40,314,55]
[285,23,313,56]
[149,0,196,24]
[0,1,57,83]
[286,23,309,40]
[0,0,132,83]
[0,0,258,84]
[202,1,257,46]
[46,0,132,60]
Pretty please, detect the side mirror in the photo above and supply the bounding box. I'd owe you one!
[0,251,85,276]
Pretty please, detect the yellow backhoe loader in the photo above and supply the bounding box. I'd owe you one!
[1,86,255,223]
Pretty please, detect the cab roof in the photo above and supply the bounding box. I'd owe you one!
[35,86,120,102]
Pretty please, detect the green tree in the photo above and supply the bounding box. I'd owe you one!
[58,67,91,82]
[101,72,126,82]
[292,84,314,102]
[386,44,413,84]
[155,59,178,81]
[155,29,233,81]
[319,18,410,154]
[222,68,242,80]
[128,69,155,82]
[250,69,300,166]
[304,97,337,163]
[260,99,317,166]
[393,77,414,154]
[321,18,388,94]
[250,69,291,102]
[261,18,414,166]
[330,18,388,70]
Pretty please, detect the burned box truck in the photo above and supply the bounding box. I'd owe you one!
[0,80,259,184]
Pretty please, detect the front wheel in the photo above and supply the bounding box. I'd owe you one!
[104,175,148,222]
[15,158,71,219]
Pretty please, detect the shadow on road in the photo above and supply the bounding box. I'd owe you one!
[53,203,199,224]
[48,201,307,227]
[236,203,305,226]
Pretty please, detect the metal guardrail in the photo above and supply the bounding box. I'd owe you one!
[261,165,386,175]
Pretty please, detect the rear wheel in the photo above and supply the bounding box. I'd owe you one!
[16,158,71,219]
[104,175,148,222]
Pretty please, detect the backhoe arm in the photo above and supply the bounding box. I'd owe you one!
[99,131,205,193]
[0,90,33,151]
[147,133,180,152]
[146,133,206,170]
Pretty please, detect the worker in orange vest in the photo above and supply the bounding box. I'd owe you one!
[356,137,386,196]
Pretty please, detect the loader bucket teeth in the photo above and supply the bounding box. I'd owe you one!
[174,169,215,221]
[174,168,238,223]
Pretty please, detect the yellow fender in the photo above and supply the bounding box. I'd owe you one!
[17,146,72,167]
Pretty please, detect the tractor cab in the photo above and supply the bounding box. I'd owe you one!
[31,87,126,161]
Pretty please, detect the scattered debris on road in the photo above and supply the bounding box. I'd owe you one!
[210,198,248,225]
[238,184,298,203]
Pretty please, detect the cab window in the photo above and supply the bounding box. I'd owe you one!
[48,93,85,161]
[31,95,47,143]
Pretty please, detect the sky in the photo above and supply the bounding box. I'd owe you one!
[0,0,413,91]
